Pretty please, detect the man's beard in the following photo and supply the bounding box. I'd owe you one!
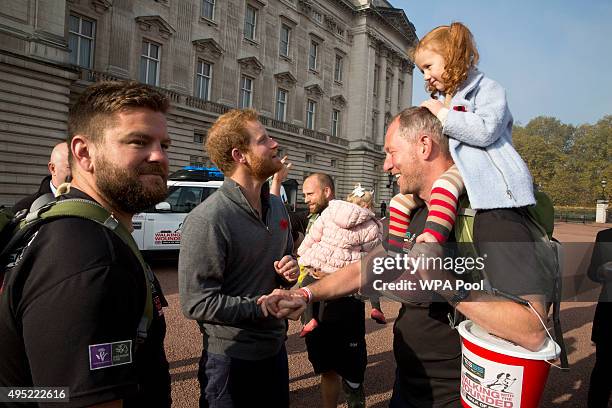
[95,156,168,214]
[309,198,328,215]
[245,152,281,181]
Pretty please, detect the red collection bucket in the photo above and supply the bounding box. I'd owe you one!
[457,320,560,408]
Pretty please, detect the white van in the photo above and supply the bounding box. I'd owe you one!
[131,167,223,252]
[131,166,287,253]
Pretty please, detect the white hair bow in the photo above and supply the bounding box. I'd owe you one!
[352,183,365,197]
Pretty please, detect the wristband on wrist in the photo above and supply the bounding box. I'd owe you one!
[298,287,313,304]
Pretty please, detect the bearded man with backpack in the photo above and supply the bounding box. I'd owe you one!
[0,81,172,407]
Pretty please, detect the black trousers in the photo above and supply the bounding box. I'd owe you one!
[588,342,612,407]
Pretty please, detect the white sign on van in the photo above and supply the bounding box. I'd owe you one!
[154,230,181,245]
[460,346,523,408]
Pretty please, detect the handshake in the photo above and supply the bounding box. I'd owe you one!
[258,289,308,321]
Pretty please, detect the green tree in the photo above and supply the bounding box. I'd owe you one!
[513,115,610,207]
[523,116,576,153]
[513,126,560,189]
[568,116,612,204]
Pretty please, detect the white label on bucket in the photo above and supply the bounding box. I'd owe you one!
[461,346,523,408]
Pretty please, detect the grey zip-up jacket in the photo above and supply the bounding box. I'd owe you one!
[179,178,293,360]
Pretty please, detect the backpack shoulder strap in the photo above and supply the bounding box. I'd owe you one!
[19,199,154,337]
[454,195,478,259]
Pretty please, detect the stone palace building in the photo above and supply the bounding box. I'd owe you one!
[0,0,416,208]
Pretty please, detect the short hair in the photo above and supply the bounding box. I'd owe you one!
[205,109,259,175]
[306,173,335,194]
[392,107,449,156]
[68,81,169,146]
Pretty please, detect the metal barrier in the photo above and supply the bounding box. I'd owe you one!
[554,212,596,224]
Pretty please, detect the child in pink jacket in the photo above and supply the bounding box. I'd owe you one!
[298,184,384,336]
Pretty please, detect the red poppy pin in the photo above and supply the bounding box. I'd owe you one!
[280,219,288,230]
[453,105,467,112]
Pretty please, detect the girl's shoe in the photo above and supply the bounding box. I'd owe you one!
[299,318,319,337]
[370,308,386,324]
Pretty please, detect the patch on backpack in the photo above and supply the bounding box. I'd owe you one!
[89,340,132,370]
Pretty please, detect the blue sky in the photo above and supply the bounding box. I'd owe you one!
[394,0,612,126]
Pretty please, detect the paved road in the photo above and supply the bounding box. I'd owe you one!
[155,222,611,407]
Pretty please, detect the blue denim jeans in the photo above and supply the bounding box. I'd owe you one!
[198,344,289,408]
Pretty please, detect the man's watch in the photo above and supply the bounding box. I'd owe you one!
[449,287,470,308]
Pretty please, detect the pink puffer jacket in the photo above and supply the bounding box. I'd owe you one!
[297,200,383,273]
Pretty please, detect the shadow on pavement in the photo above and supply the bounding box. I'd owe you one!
[557,303,596,338]
[540,304,596,407]
[289,350,396,408]
[170,356,200,370]
[541,336,595,407]
[171,369,198,384]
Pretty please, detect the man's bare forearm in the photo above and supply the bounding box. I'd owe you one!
[309,261,361,301]
[458,293,547,351]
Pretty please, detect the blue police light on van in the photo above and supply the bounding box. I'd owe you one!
[169,166,224,182]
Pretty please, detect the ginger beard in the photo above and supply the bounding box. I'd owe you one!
[95,155,168,214]
[308,198,326,215]
[244,150,282,181]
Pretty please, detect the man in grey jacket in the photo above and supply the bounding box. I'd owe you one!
[179,109,299,408]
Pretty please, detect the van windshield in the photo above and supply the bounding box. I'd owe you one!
[154,186,217,213]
